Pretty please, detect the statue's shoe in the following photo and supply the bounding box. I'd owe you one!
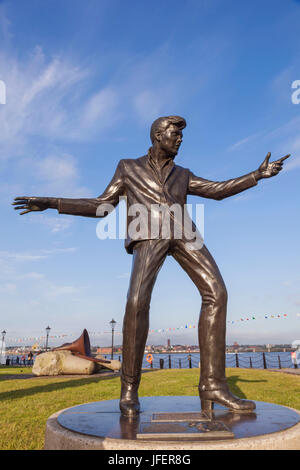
[119,383,140,417]
[199,388,256,413]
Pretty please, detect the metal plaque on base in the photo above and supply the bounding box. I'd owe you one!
[136,411,234,440]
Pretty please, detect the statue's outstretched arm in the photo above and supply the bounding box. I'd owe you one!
[13,160,125,218]
[188,153,290,200]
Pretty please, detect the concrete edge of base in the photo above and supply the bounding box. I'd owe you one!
[44,405,300,450]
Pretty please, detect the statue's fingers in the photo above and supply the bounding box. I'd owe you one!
[19,209,31,215]
[12,201,27,206]
[14,206,27,210]
[272,165,282,175]
[265,152,271,161]
[14,200,31,206]
[14,196,30,201]
[13,200,28,205]
[276,154,290,164]
[262,152,271,166]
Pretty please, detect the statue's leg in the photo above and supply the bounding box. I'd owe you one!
[172,241,255,412]
[120,239,169,416]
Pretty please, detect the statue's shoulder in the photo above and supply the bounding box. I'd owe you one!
[174,162,190,174]
[119,155,148,168]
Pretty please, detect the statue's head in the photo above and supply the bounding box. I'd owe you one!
[150,115,186,157]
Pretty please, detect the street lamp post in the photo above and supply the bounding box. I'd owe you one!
[109,319,116,360]
[1,330,6,364]
[45,326,51,351]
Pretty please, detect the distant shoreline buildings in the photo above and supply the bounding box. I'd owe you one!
[4,339,296,356]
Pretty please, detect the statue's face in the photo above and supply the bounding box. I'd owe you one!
[157,124,183,157]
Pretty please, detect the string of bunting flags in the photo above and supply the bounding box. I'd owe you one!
[227,313,293,324]
[148,312,298,332]
[4,313,300,344]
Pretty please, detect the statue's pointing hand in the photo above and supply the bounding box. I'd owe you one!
[256,152,290,179]
[12,197,54,215]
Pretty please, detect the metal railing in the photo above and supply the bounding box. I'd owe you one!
[2,352,297,370]
[141,353,297,370]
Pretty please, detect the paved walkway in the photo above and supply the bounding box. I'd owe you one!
[0,370,120,380]
[269,368,300,376]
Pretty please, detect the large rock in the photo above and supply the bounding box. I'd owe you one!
[95,355,121,371]
[32,350,98,376]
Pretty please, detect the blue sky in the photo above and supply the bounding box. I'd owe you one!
[0,0,300,347]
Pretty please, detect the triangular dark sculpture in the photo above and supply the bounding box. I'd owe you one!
[52,329,110,364]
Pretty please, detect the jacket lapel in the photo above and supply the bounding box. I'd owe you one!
[163,160,175,184]
[146,150,175,185]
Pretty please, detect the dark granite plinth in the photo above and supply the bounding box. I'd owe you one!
[56,396,300,442]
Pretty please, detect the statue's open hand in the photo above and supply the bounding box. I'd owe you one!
[257,152,290,179]
[12,197,52,215]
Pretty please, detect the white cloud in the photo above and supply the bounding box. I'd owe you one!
[0,247,77,263]
[0,250,48,262]
[117,272,130,279]
[0,47,84,157]
[36,154,78,182]
[0,4,12,45]
[17,272,45,280]
[15,151,93,197]
[285,156,300,171]
[45,283,78,298]
[227,132,262,152]
[80,87,119,132]
[0,283,17,293]
[0,44,122,161]
[31,152,92,197]
[227,115,300,173]
[134,90,166,122]
[26,214,74,233]
[0,247,81,304]
[283,136,300,171]
[0,39,115,197]
[40,247,77,255]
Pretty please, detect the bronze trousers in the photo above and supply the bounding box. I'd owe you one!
[121,239,228,391]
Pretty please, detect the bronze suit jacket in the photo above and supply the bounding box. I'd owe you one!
[58,152,258,253]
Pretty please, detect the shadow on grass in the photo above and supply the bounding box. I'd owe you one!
[228,375,267,399]
[0,369,159,401]
[0,374,122,402]
[0,367,33,381]
[0,369,268,402]
[0,374,34,381]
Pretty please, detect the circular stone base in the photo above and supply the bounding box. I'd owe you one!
[45,397,300,450]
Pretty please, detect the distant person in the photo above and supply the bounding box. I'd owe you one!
[28,351,33,365]
[291,348,300,368]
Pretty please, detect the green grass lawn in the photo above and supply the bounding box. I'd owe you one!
[0,367,32,375]
[0,367,299,450]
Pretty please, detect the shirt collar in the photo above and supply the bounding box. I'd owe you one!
[147,147,174,169]
[147,147,175,183]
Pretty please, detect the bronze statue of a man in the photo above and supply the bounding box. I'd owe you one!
[13,116,290,417]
